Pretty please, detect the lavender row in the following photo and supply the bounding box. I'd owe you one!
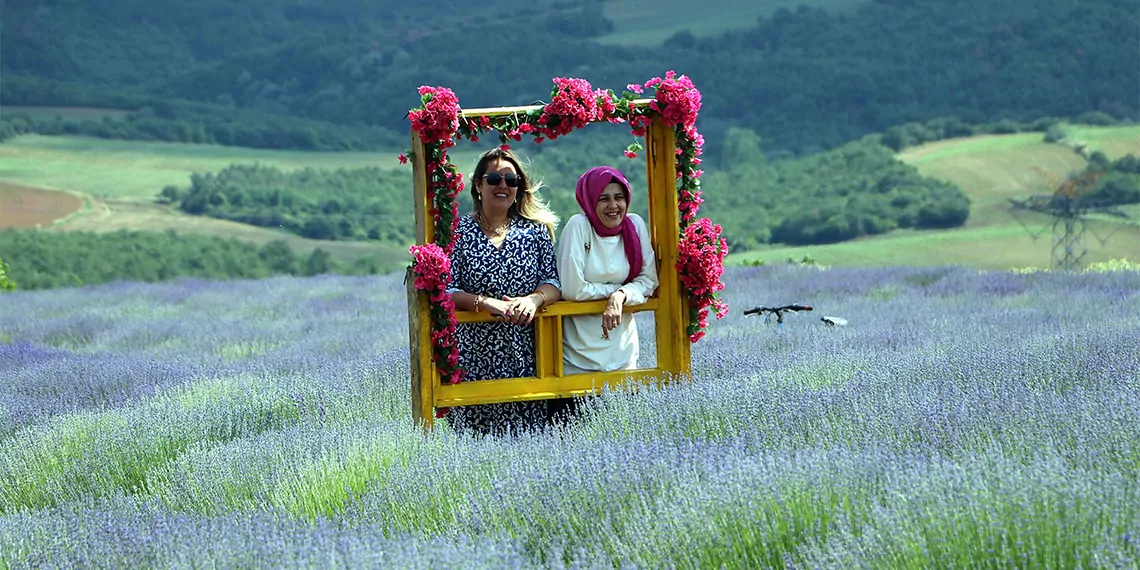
[1,442,1134,568]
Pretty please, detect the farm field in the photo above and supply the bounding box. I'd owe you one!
[1,264,1137,566]
[52,200,409,264]
[0,183,84,228]
[597,0,867,46]
[732,221,1140,270]
[0,134,420,202]
[730,127,1140,269]
[0,134,459,264]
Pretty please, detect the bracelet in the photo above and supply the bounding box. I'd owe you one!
[473,295,484,312]
[534,289,549,307]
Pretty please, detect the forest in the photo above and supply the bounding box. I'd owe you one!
[2,0,1136,156]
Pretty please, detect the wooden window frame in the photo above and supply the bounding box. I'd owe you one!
[407,101,691,428]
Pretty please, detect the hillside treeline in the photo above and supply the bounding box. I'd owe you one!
[0,229,387,290]
[164,164,413,243]
[0,78,402,151]
[2,0,1135,156]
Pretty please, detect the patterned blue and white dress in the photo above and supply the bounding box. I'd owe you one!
[446,214,560,436]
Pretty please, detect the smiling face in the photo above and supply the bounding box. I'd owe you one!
[476,159,519,216]
[594,182,628,229]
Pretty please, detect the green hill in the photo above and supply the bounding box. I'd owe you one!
[728,126,1140,270]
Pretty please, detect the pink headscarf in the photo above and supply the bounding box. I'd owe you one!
[574,166,643,285]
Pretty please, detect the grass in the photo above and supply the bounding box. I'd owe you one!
[0,134,420,201]
[596,0,867,46]
[3,123,1135,271]
[729,126,1140,270]
[896,133,1089,227]
[51,199,410,263]
[1064,124,1140,158]
[732,220,1140,270]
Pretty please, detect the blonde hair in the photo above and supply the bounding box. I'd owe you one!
[470,147,560,239]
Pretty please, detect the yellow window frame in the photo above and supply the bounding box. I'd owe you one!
[406,100,691,429]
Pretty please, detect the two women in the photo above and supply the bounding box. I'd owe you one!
[446,151,657,435]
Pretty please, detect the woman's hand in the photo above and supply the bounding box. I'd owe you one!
[601,289,626,339]
[500,295,540,326]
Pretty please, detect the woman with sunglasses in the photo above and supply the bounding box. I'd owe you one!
[550,165,659,423]
[445,147,563,436]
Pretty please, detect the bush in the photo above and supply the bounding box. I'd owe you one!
[1076,111,1116,126]
[1043,124,1068,143]
[0,256,15,291]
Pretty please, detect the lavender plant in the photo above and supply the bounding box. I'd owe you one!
[0,265,1137,568]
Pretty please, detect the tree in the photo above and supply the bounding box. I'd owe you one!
[157,185,183,204]
[304,248,332,275]
[0,256,16,291]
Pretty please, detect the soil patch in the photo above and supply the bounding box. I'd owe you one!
[0,183,84,228]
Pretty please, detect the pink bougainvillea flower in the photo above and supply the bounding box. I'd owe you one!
[675,217,729,342]
[535,77,599,141]
[409,86,461,146]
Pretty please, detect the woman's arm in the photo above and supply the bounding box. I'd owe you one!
[501,227,563,325]
[445,232,509,317]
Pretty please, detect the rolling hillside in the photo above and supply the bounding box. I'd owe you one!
[727,126,1140,270]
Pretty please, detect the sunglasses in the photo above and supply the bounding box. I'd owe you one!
[483,172,520,188]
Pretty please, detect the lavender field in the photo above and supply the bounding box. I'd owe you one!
[1,264,1138,568]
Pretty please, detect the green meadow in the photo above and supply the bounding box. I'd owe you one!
[0,134,428,201]
[729,126,1140,270]
[597,0,867,46]
[1066,124,1140,159]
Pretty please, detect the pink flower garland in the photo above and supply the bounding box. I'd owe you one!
[407,86,465,254]
[403,72,729,395]
[637,72,728,339]
[676,218,730,342]
[409,243,464,387]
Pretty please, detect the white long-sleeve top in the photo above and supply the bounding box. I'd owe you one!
[557,213,659,373]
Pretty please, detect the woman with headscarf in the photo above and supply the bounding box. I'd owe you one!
[552,166,659,421]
